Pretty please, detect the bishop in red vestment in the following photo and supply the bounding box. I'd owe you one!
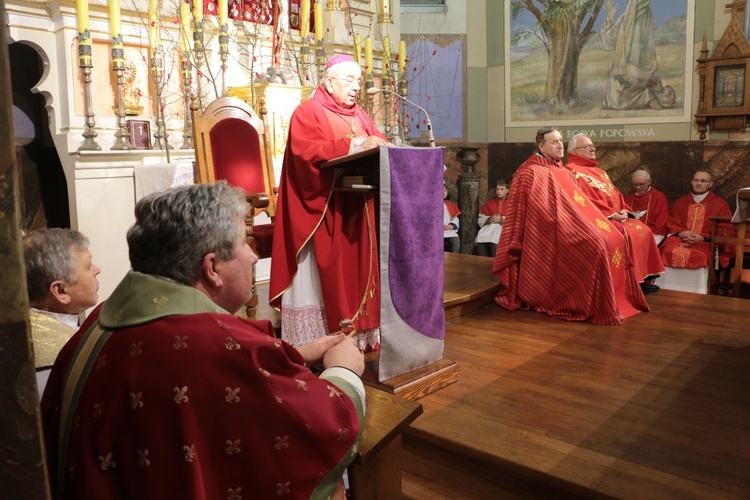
[493,127,649,326]
[660,170,733,269]
[270,55,389,350]
[565,134,664,283]
[624,168,669,239]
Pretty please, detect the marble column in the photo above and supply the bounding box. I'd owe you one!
[457,147,481,254]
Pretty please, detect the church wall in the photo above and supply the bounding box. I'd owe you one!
[404,1,749,209]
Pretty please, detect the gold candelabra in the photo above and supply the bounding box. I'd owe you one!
[150,47,171,151]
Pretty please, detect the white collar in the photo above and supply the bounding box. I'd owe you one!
[30,307,79,328]
[692,192,709,203]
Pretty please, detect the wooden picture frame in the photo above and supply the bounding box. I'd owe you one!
[127,120,151,149]
[706,60,750,114]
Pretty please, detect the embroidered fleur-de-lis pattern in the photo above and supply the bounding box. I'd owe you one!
[226,439,241,455]
[61,312,362,499]
[174,335,188,349]
[183,444,196,462]
[574,191,586,206]
[137,449,150,467]
[174,386,189,404]
[274,435,289,450]
[95,353,107,369]
[276,482,290,495]
[225,387,240,403]
[98,453,116,470]
[153,296,169,310]
[595,218,611,232]
[130,392,144,409]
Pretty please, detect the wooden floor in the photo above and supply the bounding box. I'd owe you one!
[255,253,750,498]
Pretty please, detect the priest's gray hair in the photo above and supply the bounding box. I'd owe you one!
[23,228,90,304]
[632,168,652,182]
[127,181,249,285]
[567,133,590,154]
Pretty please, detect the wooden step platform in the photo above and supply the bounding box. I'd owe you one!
[400,262,750,499]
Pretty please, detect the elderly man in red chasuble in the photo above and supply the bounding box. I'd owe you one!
[270,54,390,352]
[625,168,669,243]
[493,127,649,326]
[564,133,665,293]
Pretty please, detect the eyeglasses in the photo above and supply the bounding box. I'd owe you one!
[575,145,596,151]
[330,77,363,88]
[633,182,650,187]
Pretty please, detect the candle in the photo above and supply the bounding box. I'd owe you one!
[299,0,310,39]
[399,40,406,76]
[353,33,362,66]
[193,0,203,24]
[364,36,372,76]
[180,2,192,53]
[314,2,323,43]
[218,0,228,26]
[148,0,160,50]
[382,36,391,73]
[108,0,123,62]
[75,0,91,62]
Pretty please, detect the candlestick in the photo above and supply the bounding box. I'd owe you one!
[148,0,160,51]
[353,33,362,66]
[75,0,91,65]
[219,22,228,97]
[218,0,228,25]
[193,21,205,111]
[193,0,203,24]
[108,0,123,64]
[111,62,134,150]
[364,37,373,77]
[378,0,392,23]
[75,0,100,151]
[180,2,192,53]
[314,2,323,43]
[300,0,310,40]
[151,49,171,151]
[399,40,407,77]
[382,36,391,74]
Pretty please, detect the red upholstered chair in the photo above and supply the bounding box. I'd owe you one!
[191,96,277,316]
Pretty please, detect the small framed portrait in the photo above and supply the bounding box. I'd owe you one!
[706,60,750,114]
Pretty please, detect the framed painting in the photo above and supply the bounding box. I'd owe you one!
[506,0,695,127]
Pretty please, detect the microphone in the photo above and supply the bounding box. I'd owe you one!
[367,87,436,148]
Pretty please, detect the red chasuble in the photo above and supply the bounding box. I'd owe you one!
[625,187,669,236]
[660,192,733,268]
[480,198,507,217]
[494,153,649,326]
[565,154,665,282]
[270,86,386,333]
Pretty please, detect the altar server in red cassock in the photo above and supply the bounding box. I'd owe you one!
[270,54,389,352]
[660,170,733,269]
[493,127,649,326]
[625,168,669,242]
[42,183,365,500]
[565,133,664,285]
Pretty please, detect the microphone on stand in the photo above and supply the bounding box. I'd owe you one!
[367,87,436,148]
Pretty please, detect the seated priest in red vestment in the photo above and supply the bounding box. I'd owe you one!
[565,134,664,292]
[41,183,366,500]
[660,170,733,269]
[624,168,669,243]
[493,127,649,326]
[270,54,390,352]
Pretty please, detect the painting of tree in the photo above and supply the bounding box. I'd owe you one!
[511,0,606,106]
[508,0,692,125]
